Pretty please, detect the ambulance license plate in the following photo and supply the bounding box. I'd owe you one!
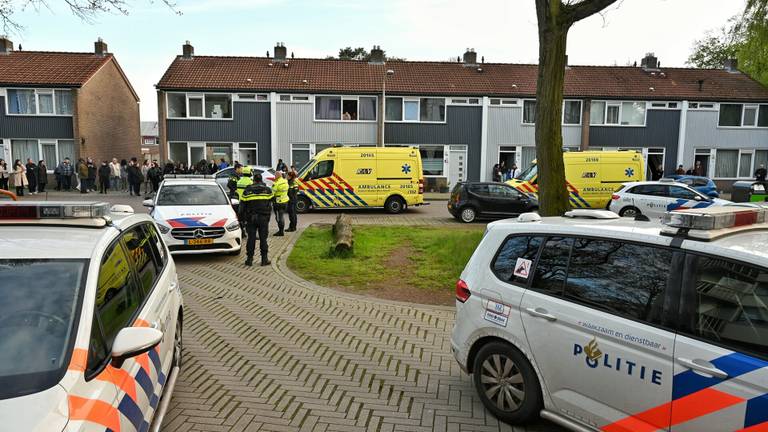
[187,238,213,245]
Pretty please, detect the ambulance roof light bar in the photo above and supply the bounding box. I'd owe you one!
[0,202,113,226]
[661,206,768,241]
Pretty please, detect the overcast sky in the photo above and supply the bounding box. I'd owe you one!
[6,0,743,120]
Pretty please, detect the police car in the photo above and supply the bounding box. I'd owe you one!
[451,207,767,431]
[144,176,242,255]
[609,179,730,219]
[0,202,183,432]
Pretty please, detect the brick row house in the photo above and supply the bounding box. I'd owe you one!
[0,37,140,174]
[156,43,768,192]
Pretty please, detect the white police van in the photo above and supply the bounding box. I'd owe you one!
[452,207,767,431]
[0,202,183,432]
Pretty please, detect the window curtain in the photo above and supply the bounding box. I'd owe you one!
[739,153,753,178]
[57,140,75,164]
[563,101,581,124]
[404,101,419,120]
[420,98,445,122]
[41,143,57,167]
[419,146,444,176]
[715,150,738,178]
[11,140,39,163]
[621,102,645,125]
[359,97,376,121]
[590,101,605,125]
[521,147,537,170]
[523,101,537,123]
[385,97,402,121]
[315,96,341,120]
[55,90,73,115]
[38,93,54,114]
[8,89,36,114]
[756,150,768,171]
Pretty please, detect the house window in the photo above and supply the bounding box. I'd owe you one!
[167,93,187,118]
[11,139,39,162]
[563,100,581,125]
[204,94,232,119]
[188,95,204,118]
[315,96,376,121]
[590,101,605,125]
[621,102,646,125]
[7,89,36,114]
[759,105,768,127]
[279,94,291,101]
[41,141,57,168]
[55,90,73,115]
[756,150,768,170]
[590,101,646,126]
[58,140,75,164]
[419,145,445,176]
[719,104,743,126]
[420,98,445,122]
[385,97,446,122]
[404,100,419,121]
[522,100,536,124]
[739,151,754,178]
[744,106,758,127]
[37,91,54,114]
[468,98,480,104]
[606,104,620,124]
[715,149,738,178]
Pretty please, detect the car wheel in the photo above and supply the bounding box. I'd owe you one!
[173,314,182,368]
[460,207,477,223]
[619,206,640,218]
[385,196,406,214]
[473,342,542,424]
[296,196,311,214]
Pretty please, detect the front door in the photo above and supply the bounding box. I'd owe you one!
[448,146,467,190]
[670,252,768,431]
[520,236,676,430]
[239,149,257,166]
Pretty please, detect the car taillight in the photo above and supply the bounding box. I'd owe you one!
[418,179,424,194]
[456,279,471,303]
[611,194,620,200]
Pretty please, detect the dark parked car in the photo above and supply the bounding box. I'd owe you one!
[448,182,538,223]
[663,175,720,198]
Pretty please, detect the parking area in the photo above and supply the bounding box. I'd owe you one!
[18,192,559,431]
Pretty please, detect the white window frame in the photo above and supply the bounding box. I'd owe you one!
[521,99,536,125]
[313,95,378,122]
[688,102,717,110]
[234,93,269,102]
[648,101,680,110]
[743,105,759,127]
[187,93,204,119]
[489,98,519,106]
[738,149,755,179]
[589,100,647,127]
[717,103,768,128]
[521,99,582,125]
[278,94,311,103]
[384,96,447,124]
[449,98,481,106]
[165,92,234,120]
[8,138,72,172]
[4,88,74,117]
[562,99,582,126]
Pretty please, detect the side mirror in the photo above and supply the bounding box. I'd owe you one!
[111,327,163,368]
[142,199,154,208]
[694,195,702,201]
[230,199,240,206]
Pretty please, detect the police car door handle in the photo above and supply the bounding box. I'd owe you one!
[677,358,728,379]
[525,307,557,321]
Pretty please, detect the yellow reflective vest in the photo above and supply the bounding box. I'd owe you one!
[273,177,289,204]
[236,176,253,199]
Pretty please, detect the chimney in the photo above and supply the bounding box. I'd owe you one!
[368,45,385,64]
[640,52,659,70]
[182,40,194,59]
[723,58,738,72]
[274,42,287,61]
[462,48,477,66]
[94,37,108,57]
[0,36,12,54]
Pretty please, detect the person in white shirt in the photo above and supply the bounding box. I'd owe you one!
[109,158,121,191]
[509,163,520,180]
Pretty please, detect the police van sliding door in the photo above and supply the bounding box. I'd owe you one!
[669,253,768,432]
[519,237,676,431]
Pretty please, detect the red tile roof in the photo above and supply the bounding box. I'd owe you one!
[0,51,113,86]
[156,56,768,101]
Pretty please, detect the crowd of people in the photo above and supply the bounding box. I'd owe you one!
[491,161,521,182]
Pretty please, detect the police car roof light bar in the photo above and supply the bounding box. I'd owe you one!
[662,206,766,231]
[0,202,111,220]
[163,174,216,179]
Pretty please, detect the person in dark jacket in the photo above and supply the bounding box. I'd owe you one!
[164,161,175,176]
[239,172,273,267]
[275,158,288,173]
[286,171,299,232]
[755,164,767,183]
[86,158,97,192]
[492,164,501,182]
[25,158,38,194]
[148,162,163,193]
[37,160,48,193]
[98,161,111,194]
[127,158,144,196]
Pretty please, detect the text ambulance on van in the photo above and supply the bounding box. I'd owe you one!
[506,150,644,209]
[294,146,426,214]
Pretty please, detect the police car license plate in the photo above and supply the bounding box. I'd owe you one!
[187,238,213,245]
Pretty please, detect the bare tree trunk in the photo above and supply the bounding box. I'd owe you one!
[535,14,570,216]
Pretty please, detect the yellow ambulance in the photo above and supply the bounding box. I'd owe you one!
[295,146,425,214]
[506,150,644,209]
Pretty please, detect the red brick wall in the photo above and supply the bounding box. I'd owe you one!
[76,58,140,163]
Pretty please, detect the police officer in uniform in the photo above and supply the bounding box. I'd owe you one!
[235,166,253,234]
[272,170,289,236]
[286,170,299,232]
[239,172,273,266]
[227,163,243,199]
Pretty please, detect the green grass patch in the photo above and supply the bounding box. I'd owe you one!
[287,225,484,296]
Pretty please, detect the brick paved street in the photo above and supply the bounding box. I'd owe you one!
[20,192,561,431]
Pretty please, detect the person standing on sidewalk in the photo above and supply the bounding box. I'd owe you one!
[109,158,121,191]
[126,158,144,196]
[119,159,128,192]
[272,170,289,236]
[37,160,48,193]
[77,158,88,194]
[0,159,8,191]
[286,171,299,232]
[98,161,111,194]
[12,159,27,196]
[25,159,37,195]
[87,158,97,192]
[240,172,273,266]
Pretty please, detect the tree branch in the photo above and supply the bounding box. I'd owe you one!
[563,0,619,24]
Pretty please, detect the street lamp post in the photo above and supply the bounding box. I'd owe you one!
[381,69,394,147]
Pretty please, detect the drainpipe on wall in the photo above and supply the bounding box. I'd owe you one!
[157,90,167,162]
[480,96,489,181]
[580,99,590,151]
[270,92,278,167]
[72,89,81,160]
[676,100,688,167]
